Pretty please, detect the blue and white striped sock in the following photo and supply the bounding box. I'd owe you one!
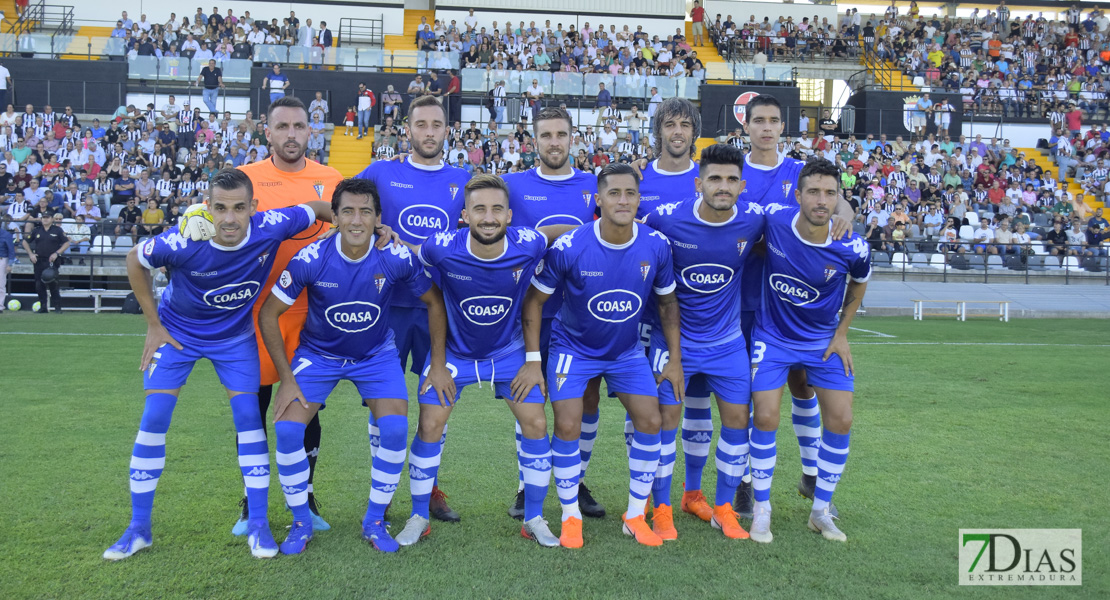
[623,413,634,457]
[365,414,406,524]
[714,425,749,507]
[275,420,311,525]
[515,421,525,492]
[368,411,380,459]
[408,436,441,519]
[230,393,269,520]
[627,429,661,519]
[129,392,177,526]
[750,426,777,511]
[792,394,820,477]
[651,427,677,507]
[551,435,581,521]
[579,411,599,480]
[519,435,552,521]
[813,430,850,512]
[681,395,713,491]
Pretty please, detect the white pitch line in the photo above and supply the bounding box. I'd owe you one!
[853,342,1110,347]
[0,331,144,337]
[849,326,897,338]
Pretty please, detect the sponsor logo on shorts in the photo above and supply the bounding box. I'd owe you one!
[587,289,642,323]
[203,281,261,310]
[460,295,513,325]
[325,301,382,333]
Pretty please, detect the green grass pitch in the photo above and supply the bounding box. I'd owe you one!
[1,314,1107,599]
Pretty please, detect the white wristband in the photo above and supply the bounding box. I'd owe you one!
[525,351,542,363]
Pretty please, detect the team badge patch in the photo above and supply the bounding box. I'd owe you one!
[257,252,270,264]
[555,374,567,391]
[582,190,593,206]
[824,264,838,282]
[512,267,523,284]
[374,273,386,293]
[312,180,325,200]
[737,238,748,256]
[782,180,793,198]
[535,259,544,276]
[449,183,460,200]
[640,261,651,281]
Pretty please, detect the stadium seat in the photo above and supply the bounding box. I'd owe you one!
[1030,241,1046,255]
[909,224,921,239]
[966,212,980,226]
[1027,255,1047,271]
[108,205,124,219]
[986,255,1006,269]
[959,225,974,240]
[929,253,947,268]
[912,76,926,87]
[852,222,865,235]
[968,255,987,270]
[1033,213,1049,227]
[891,252,910,268]
[87,235,112,255]
[1061,256,1080,270]
[872,252,891,268]
[911,252,929,266]
[1005,256,1027,270]
[113,236,134,253]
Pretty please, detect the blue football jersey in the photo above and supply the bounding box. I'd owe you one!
[644,198,766,348]
[740,155,805,312]
[638,159,700,218]
[503,168,597,320]
[532,221,676,361]
[757,203,872,352]
[418,226,547,361]
[137,205,316,345]
[271,233,433,360]
[355,157,470,307]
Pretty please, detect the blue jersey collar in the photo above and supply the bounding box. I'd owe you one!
[693,198,737,226]
[336,232,374,263]
[407,156,446,171]
[791,212,832,247]
[651,158,696,175]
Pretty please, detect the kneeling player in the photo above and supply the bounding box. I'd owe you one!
[643,143,766,540]
[748,159,870,543]
[103,169,332,560]
[396,175,571,548]
[258,178,453,554]
[514,163,685,548]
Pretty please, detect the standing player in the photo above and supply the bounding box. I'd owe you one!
[514,163,684,548]
[356,94,470,522]
[734,94,853,518]
[642,143,764,540]
[632,97,717,527]
[103,169,332,560]
[396,175,571,548]
[748,159,870,543]
[230,96,343,536]
[259,178,452,555]
[502,107,605,521]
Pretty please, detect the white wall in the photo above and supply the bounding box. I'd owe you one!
[435,9,684,42]
[439,0,683,18]
[77,1,406,37]
[701,0,839,28]
[962,122,1053,149]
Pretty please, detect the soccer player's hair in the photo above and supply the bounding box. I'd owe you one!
[331,177,381,215]
[409,94,448,123]
[699,143,744,176]
[208,168,254,204]
[745,94,783,121]
[797,158,840,190]
[597,162,640,191]
[464,173,509,206]
[651,97,702,158]
[266,95,308,122]
[533,106,573,137]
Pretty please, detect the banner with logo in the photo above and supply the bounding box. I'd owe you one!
[699,84,802,139]
[844,90,964,139]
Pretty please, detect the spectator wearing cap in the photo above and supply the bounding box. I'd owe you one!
[22,210,67,312]
[381,85,403,120]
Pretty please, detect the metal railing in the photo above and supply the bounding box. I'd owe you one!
[867,241,1110,285]
[5,1,73,36]
[338,17,384,48]
[461,68,702,101]
[10,77,125,113]
[720,34,863,65]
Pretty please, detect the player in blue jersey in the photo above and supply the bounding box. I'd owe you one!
[642,143,765,541]
[103,169,333,561]
[258,178,453,555]
[734,94,854,519]
[355,94,469,522]
[395,175,574,548]
[515,163,685,549]
[637,97,701,218]
[748,159,870,544]
[502,107,606,521]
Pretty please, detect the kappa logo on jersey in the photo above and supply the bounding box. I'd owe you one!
[655,202,681,216]
[552,231,575,251]
[824,264,839,282]
[203,281,261,310]
[399,204,451,239]
[769,273,821,306]
[279,270,292,288]
[325,301,382,333]
[845,236,871,259]
[293,241,322,263]
[512,267,523,284]
[434,230,456,247]
[587,289,642,323]
[737,238,749,256]
[515,228,541,244]
[764,203,790,214]
[164,232,189,251]
[374,273,385,293]
[460,295,514,325]
[312,180,325,200]
[640,261,651,281]
[261,210,290,228]
[681,263,735,294]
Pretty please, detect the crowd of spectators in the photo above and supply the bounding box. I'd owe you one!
[707,10,863,63]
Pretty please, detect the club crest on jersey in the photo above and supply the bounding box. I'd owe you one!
[640,261,650,281]
[737,238,748,256]
[824,264,838,282]
[512,267,523,284]
[555,374,567,391]
[449,183,459,200]
[374,273,386,293]
[782,180,793,198]
[582,190,593,206]
[313,180,325,200]
[257,251,270,264]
